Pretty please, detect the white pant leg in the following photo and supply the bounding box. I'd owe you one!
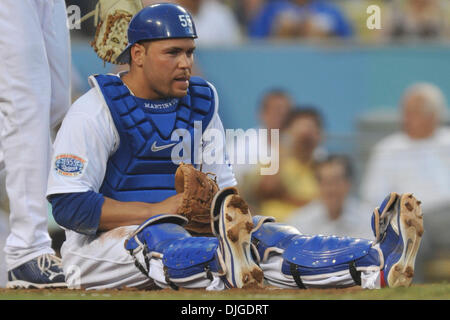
[61,228,225,291]
[42,0,71,129]
[61,228,154,290]
[0,209,9,288]
[0,0,70,269]
[0,116,8,287]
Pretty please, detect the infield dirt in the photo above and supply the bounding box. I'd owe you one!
[0,283,449,300]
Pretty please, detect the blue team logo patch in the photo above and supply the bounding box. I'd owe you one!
[54,154,86,177]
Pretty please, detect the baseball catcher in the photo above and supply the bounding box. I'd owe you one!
[46,3,424,291]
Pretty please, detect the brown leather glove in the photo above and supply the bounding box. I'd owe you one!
[88,0,143,64]
[174,163,219,236]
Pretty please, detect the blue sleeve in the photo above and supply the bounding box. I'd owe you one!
[248,2,291,38]
[332,9,353,37]
[314,2,353,37]
[48,191,105,236]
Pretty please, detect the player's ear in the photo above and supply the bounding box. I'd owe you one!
[130,43,145,67]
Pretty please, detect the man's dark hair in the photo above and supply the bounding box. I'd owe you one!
[128,40,152,65]
[315,154,354,181]
[281,106,324,130]
[258,88,292,112]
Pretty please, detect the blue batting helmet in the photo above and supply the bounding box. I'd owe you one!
[116,3,197,64]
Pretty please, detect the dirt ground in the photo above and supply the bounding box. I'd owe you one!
[0,282,449,300]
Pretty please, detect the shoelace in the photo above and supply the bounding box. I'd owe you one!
[37,254,64,280]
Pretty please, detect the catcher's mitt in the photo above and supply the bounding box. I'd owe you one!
[175,163,219,235]
[81,0,143,64]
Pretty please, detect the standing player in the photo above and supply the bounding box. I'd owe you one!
[0,0,70,288]
[47,3,424,290]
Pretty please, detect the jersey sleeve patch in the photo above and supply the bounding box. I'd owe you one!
[54,154,87,177]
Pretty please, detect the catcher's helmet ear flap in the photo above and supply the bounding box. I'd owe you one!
[116,3,198,64]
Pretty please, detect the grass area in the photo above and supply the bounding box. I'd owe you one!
[0,282,449,300]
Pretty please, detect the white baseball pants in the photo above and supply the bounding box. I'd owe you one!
[0,0,71,270]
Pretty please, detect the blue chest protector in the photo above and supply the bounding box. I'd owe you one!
[92,74,215,203]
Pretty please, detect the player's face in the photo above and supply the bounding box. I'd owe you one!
[142,38,196,99]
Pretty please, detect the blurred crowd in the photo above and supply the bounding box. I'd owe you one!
[232,81,450,283]
[69,0,450,44]
[235,81,450,222]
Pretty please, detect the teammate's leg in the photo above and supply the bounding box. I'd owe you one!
[43,0,71,130]
[0,0,67,282]
[0,153,8,288]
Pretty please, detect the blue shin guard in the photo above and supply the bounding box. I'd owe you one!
[252,216,381,288]
[125,214,223,289]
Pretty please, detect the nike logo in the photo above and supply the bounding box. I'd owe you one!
[151,141,177,152]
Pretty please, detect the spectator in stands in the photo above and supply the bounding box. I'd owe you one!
[361,82,450,213]
[385,0,449,40]
[286,155,372,239]
[175,0,242,46]
[258,88,294,150]
[251,107,325,222]
[248,0,353,40]
[232,89,293,201]
[362,82,450,283]
[234,0,266,31]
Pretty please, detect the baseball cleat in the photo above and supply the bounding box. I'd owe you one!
[211,187,264,289]
[7,254,67,289]
[372,193,424,288]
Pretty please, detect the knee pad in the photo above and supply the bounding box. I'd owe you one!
[125,214,190,253]
[162,237,222,285]
[125,214,223,289]
[251,215,301,262]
